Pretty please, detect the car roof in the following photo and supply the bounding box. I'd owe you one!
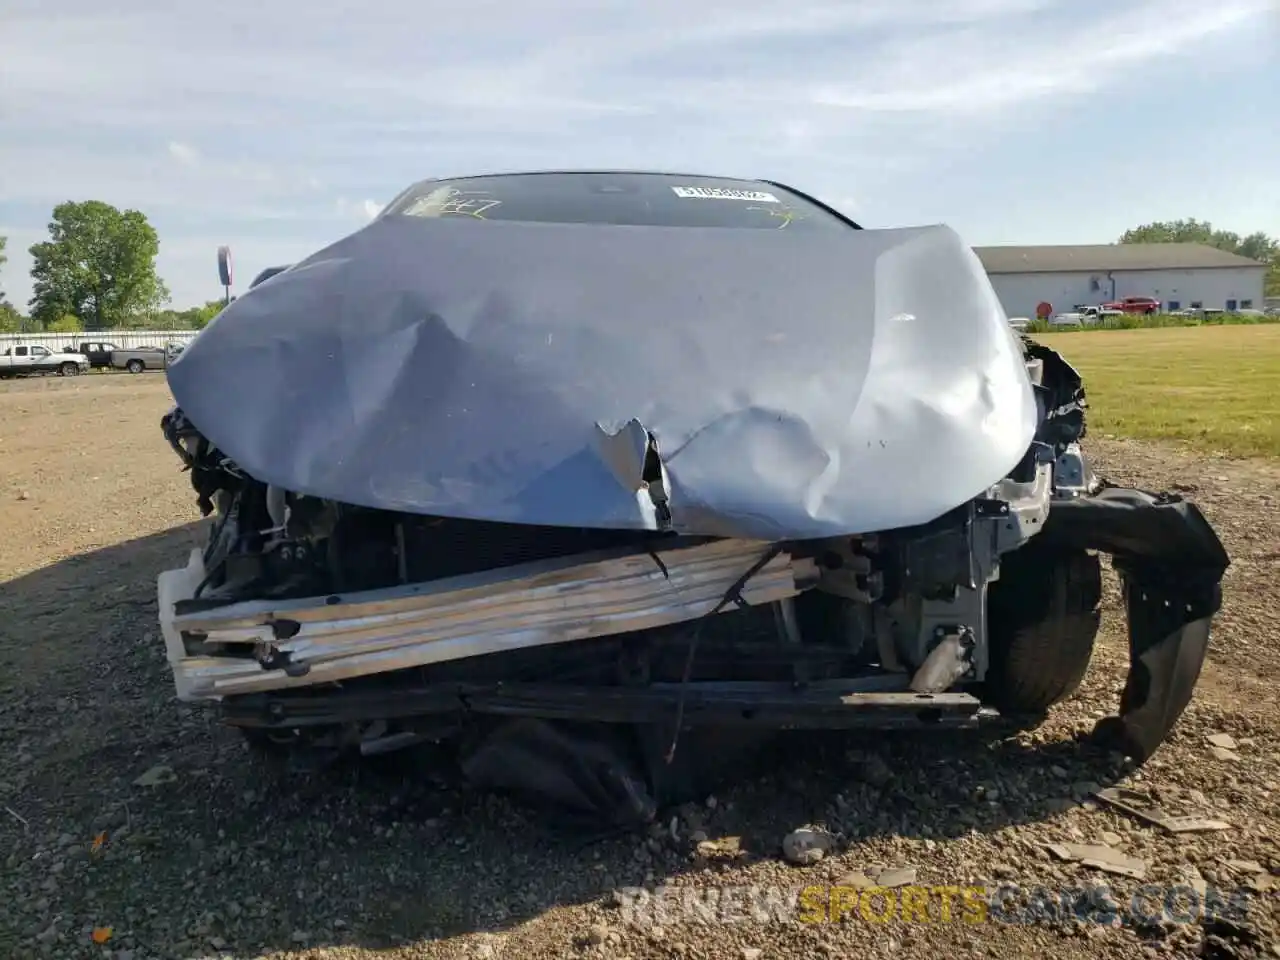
[407,168,770,185]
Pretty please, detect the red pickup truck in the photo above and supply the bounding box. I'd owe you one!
[1102,297,1160,315]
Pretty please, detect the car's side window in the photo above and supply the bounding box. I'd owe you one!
[15,346,29,357]
[32,346,50,358]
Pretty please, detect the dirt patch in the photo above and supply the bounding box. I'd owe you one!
[1,376,1277,960]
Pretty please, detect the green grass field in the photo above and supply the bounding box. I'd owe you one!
[1036,325,1280,458]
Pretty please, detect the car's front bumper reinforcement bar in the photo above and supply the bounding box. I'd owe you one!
[157,537,818,701]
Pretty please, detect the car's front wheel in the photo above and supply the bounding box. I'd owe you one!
[58,362,80,376]
[126,359,145,374]
[983,541,1102,714]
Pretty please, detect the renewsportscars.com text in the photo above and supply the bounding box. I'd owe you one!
[614,882,1253,927]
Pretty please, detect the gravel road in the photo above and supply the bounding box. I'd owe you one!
[1,375,1277,960]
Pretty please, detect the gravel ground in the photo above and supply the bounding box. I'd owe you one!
[1,374,1277,960]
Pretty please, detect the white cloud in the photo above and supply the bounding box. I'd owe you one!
[334,197,383,221]
[3,1,1264,131]
[809,0,1277,114]
[167,141,200,165]
[0,0,1274,307]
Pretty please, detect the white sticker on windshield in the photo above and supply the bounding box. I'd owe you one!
[671,186,780,202]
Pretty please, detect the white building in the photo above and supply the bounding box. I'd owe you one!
[974,243,1268,319]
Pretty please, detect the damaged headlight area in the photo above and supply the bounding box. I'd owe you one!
[156,336,1228,825]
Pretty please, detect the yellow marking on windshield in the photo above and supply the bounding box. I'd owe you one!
[405,188,504,219]
[747,204,807,228]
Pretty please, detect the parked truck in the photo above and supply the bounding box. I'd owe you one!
[1102,296,1160,315]
[1,344,90,378]
[66,341,122,369]
[109,342,184,373]
[1072,305,1125,323]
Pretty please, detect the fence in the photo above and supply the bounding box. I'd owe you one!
[0,329,200,353]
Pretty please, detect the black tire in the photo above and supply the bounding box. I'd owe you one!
[983,543,1102,714]
[126,359,145,374]
[58,362,80,377]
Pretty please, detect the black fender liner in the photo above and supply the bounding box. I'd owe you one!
[1035,485,1230,762]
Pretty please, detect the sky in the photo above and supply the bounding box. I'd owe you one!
[1,0,1277,310]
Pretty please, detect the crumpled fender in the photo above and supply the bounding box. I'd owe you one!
[1036,486,1230,761]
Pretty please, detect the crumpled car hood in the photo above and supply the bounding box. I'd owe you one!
[166,218,1036,539]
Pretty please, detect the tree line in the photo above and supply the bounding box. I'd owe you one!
[0,201,223,334]
[1117,219,1280,295]
[1,202,1278,335]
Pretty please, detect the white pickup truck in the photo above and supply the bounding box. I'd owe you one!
[0,344,91,378]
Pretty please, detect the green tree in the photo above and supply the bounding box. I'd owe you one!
[1119,219,1279,297]
[0,235,24,331]
[28,201,170,330]
[0,302,21,333]
[187,300,225,329]
[157,300,225,330]
[46,314,83,333]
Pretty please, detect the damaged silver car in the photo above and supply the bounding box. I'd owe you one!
[156,171,1229,823]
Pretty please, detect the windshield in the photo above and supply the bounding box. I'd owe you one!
[383,172,855,231]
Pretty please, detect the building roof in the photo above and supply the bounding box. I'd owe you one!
[974,243,1266,275]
